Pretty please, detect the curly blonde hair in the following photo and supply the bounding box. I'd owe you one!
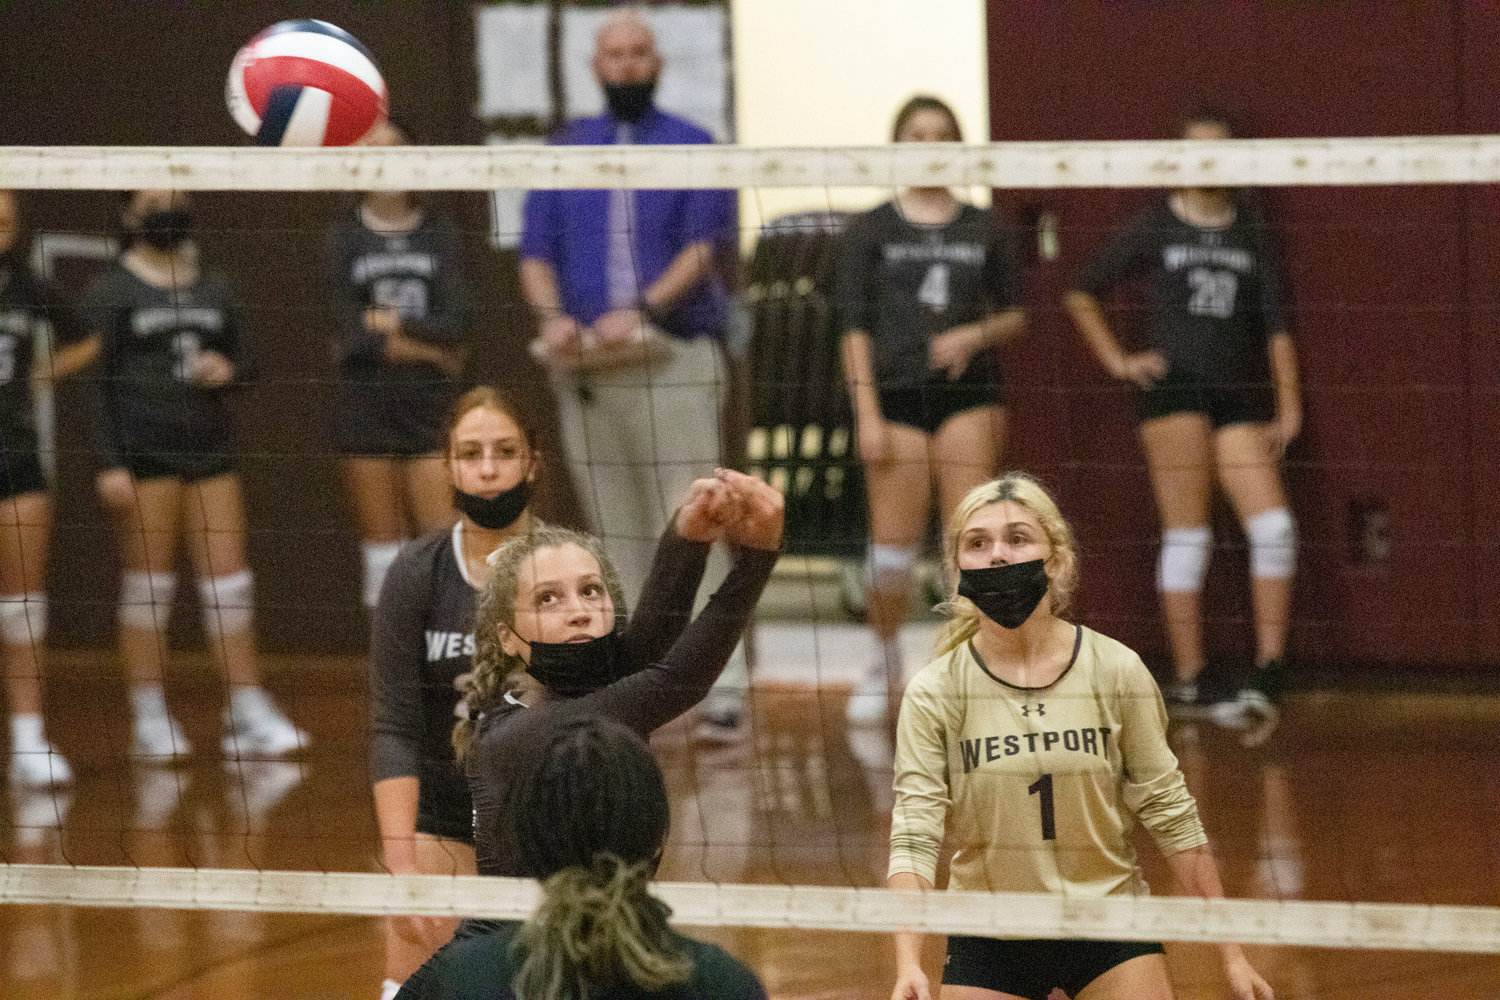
[933,472,1078,656]
[451,524,626,761]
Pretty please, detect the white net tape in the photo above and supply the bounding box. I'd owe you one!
[6,137,1498,965]
[4,136,1500,191]
[3,864,1497,952]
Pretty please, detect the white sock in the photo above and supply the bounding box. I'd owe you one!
[131,685,170,724]
[362,541,403,609]
[11,712,45,751]
[381,978,402,1000]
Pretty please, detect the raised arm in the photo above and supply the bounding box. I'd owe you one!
[581,470,782,734]
[618,523,711,670]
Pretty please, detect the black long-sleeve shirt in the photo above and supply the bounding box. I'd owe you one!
[469,539,778,878]
[369,526,712,837]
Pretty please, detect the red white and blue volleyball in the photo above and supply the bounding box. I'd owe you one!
[226,20,387,147]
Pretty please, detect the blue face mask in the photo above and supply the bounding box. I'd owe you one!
[525,630,627,697]
[957,559,1049,629]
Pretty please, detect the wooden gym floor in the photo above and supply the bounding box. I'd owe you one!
[2,643,1498,999]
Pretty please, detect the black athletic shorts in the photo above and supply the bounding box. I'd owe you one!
[415,756,474,844]
[0,434,49,502]
[335,373,453,458]
[944,935,1165,999]
[121,447,236,484]
[1139,372,1274,430]
[878,369,1002,436]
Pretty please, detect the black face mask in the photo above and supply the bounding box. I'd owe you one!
[958,559,1050,629]
[525,630,626,697]
[454,479,530,531]
[602,79,657,124]
[138,209,193,252]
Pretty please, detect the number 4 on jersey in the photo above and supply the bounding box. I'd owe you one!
[917,262,950,312]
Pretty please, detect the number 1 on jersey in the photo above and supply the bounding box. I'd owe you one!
[1028,772,1056,841]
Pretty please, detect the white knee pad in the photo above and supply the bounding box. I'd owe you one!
[362,540,403,608]
[867,543,917,591]
[119,571,177,630]
[1157,527,1212,593]
[200,570,254,643]
[0,593,46,646]
[1247,508,1296,580]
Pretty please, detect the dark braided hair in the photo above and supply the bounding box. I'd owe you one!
[505,717,690,1000]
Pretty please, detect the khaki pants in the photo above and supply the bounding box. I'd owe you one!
[549,335,749,709]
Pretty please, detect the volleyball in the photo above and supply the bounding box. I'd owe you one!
[226,19,387,147]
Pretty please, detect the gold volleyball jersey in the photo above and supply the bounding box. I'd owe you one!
[890,625,1205,897]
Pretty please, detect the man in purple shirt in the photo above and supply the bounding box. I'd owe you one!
[519,12,747,742]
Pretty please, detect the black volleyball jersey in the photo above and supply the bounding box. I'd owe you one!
[80,263,244,459]
[370,525,480,786]
[1075,198,1288,381]
[325,206,469,376]
[0,256,86,439]
[836,201,1020,388]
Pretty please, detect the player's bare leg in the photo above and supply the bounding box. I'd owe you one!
[400,451,455,535]
[116,476,187,759]
[851,423,931,725]
[0,491,67,785]
[188,473,305,757]
[1140,413,1215,703]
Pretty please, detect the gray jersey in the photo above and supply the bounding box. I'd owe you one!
[369,524,479,838]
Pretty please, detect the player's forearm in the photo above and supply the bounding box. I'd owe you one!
[373,776,422,870]
[1268,331,1300,415]
[1064,290,1128,375]
[1166,844,1252,964]
[888,871,933,967]
[980,306,1026,347]
[519,257,564,316]
[840,331,883,422]
[49,335,101,380]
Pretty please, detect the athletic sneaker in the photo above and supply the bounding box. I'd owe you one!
[846,667,896,726]
[9,743,72,788]
[1213,658,1288,740]
[1162,680,1199,707]
[222,688,307,758]
[692,705,746,746]
[1250,657,1290,703]
[132,712,192,761]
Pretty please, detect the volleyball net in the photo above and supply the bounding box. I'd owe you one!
[2,138,1498,997]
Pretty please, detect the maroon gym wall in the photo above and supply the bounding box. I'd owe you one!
[987,4,1500,674]
[0,3,561,655]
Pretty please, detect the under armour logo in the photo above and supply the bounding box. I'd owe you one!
[1021,703,1045,717]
